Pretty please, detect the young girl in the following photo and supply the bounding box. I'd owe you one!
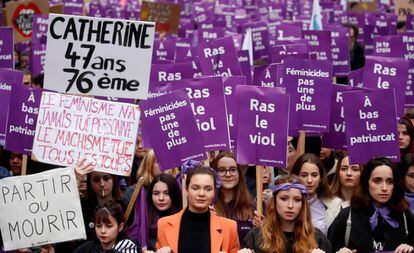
[241,175,332,253]
[156,164,240,253]
[330,153,362,209]
[74,202,140,253]
[329,157,414,253]
[146,174,182,251]
[290,153,341,235]
[211,151,255,243]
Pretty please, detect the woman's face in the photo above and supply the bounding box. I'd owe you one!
[276,188,303,223]
[152,181,172,211]
[369,165,394,206]
[286,142,296,171]
[91,172,114,198]
[405,166,414,193]
[339,156,361,189]
[299,162,321,197]
[398,124,411,149]
[187,174,215,213]
[217,157,239,190]
[95,214,123,249]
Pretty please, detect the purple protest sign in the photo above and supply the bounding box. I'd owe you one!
[30,15,47,76]
[343,89,400,164]
[303,30,332,61]
[150,62,195,91]
[275,23,302,41]
[283,59,333,132]
[363,55,409,119]
[235,85,289,167]
[140,89,206,171]
[323,84,361,150]
[253,63,280,87]
[0,27,14,69]
[0,70,23,145]
[348,67,364,87]
[152,39,176,63]
[198,27,225,44]
[198,36,242,76]
[402,32,414,107]
[242,22,270,61]
[171,77,230,151]
[64,0,83,15]
[329,26,350,76]
[270,43,308,64]
[373,35,405,58]
[223,76,246,149]
[237,50,252,85]
[5,84,42,154]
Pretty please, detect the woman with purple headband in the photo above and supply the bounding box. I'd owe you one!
[240,175,332,253]
[328,157,414,253]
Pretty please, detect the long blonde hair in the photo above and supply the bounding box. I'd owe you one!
[260,175,317,253]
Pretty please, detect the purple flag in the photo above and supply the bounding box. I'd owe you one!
[235,85,289,167]
[343,89,400,164]
[283,59,333,132]
[140,89,206,171]
[0,70,23,145]
[171,77,230,151]
[223,76,246,149]
[0,27,14,69]
[198,36,242,76]
[150,62,195,91]
[363,55,409,119]
[5,84,42,154]
[303,30,332,61]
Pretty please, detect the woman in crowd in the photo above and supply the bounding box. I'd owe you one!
[290,153,341,235]
[328,157,414,253]
[75,202,140,253]
[330,153,362,209]
[146,174,182,251]
[398,116,414,158]
[211,151,255,243]
[156,164,240,253]
[402,154,414,213]
[241,175,332,253]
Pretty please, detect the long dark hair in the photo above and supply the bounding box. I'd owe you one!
[399,116,414,157]
[146,174,182,225]
[87,172,123,204]
[290,153,332,199]
[94,202,126,241]
[351,157,408,212]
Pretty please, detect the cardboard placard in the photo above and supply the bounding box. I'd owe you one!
[140,1,180,34]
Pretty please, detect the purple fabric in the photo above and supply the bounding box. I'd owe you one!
[0,27,14,69]
[369,205,399,231]
[309,196,327,235]
[406,192,414,214]
[127,187,149,248]
[272,179,309,199]
[181,159,221,190]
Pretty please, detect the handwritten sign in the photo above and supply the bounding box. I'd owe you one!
[32,92,139,176]
[44,14,155,99]
[140,1,181,34]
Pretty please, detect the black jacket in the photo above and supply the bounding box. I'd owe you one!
[328,206,414,252]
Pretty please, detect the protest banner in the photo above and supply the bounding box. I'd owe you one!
[395,0,414,21]
[44,14,155,100]
[32,92,139,176]
[0,70,23,146]
[253,64,280,87]
[140,1,181,34]
[323,84,361,150]
[283,59,333,133]
[171,77,231,151]
[198,36,242,77]
[235,85,290,168]
[0,27,13,69]
[150,62,195,91]
[223,76,246,149]
[363,55,410,119]
[329,26,350,76]
[303,30,332,61]
[343,89,400,164]
[140,89,206,171]
[373,35,405,58]
[5,84,42,154]
[241,22,270,61]
[5,0,49,43]
[198,27,225,44]
[152,39,176,63]
[0,167,86,250]
[402,32,414,107]
[31,14,48,76]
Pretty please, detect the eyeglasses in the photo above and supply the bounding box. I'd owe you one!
[217,167,238,176]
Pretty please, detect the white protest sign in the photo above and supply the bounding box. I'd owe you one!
[0,167,86,250]
[32,92,140,176]
[44,14,155,99]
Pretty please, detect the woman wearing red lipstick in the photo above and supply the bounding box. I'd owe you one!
[329,157,414,253]
[241,175,332,253]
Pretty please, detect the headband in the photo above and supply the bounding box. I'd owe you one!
[272,179,310,199]
[181,159,222,190]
